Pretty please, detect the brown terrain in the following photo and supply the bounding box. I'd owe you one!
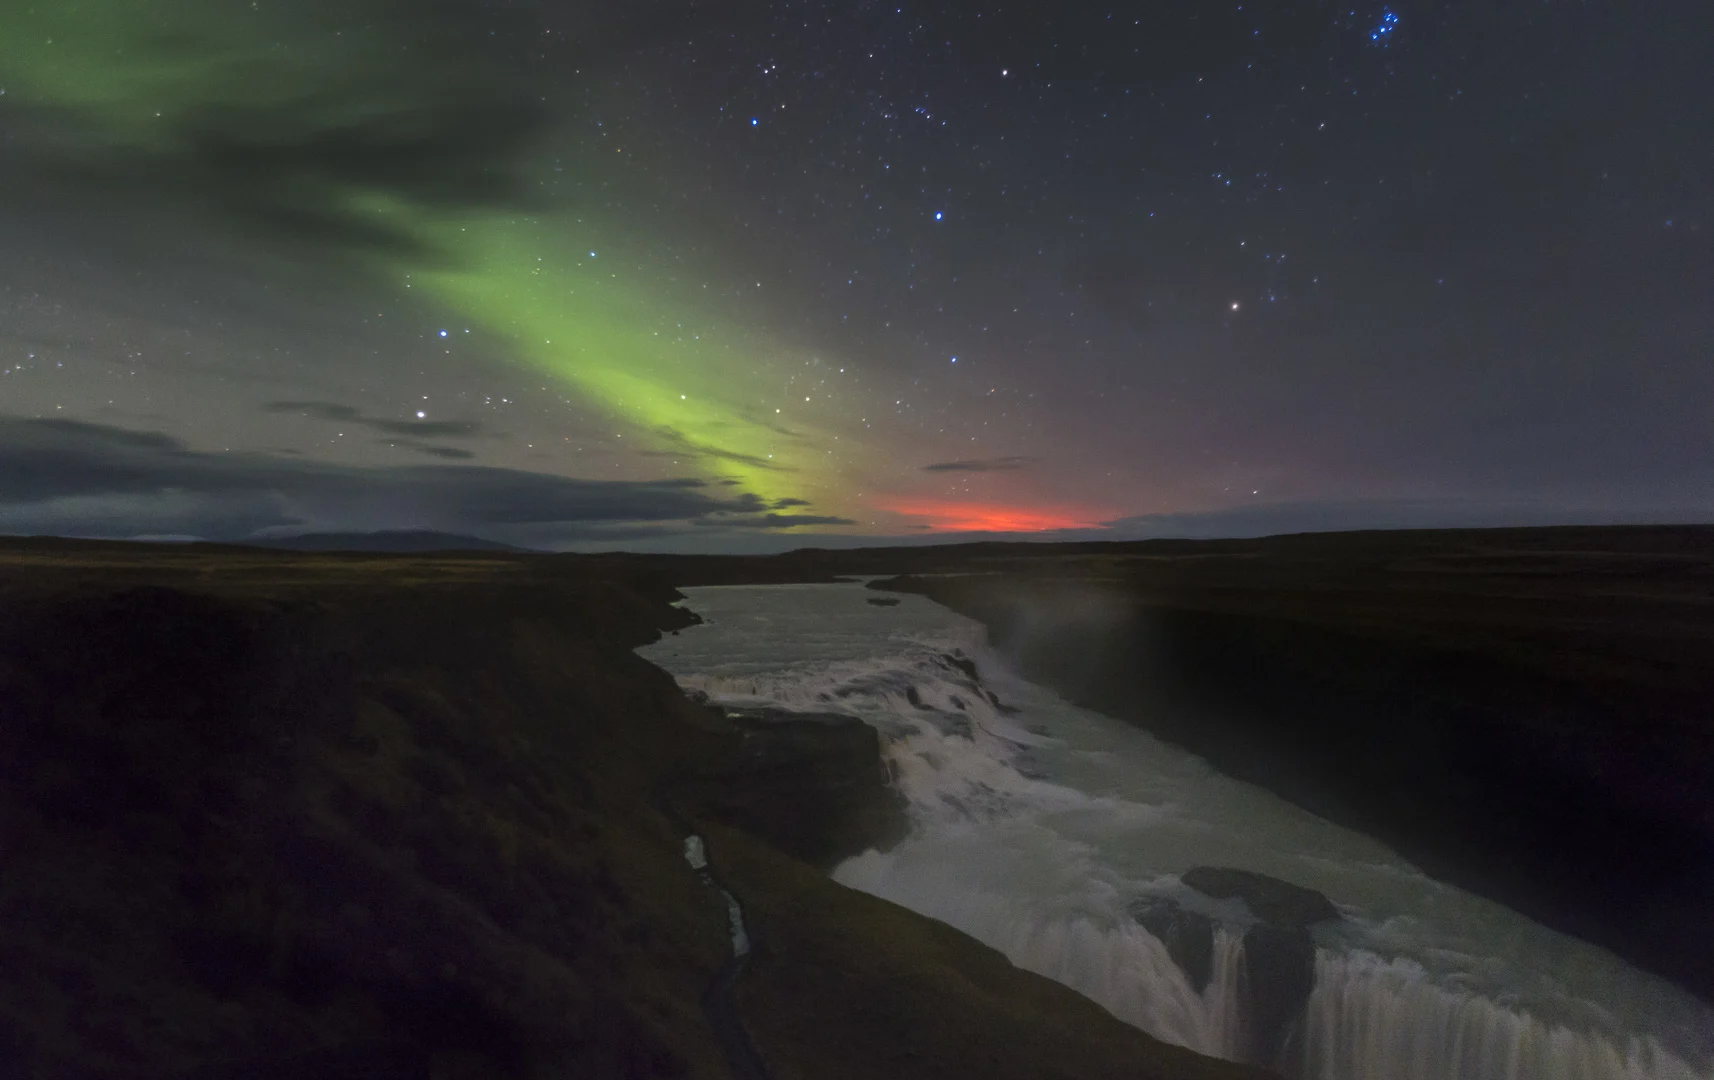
[3,524,1709,1078]
[0,536,1267,1080]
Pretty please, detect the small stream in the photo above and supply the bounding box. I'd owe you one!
[681,833,769,1080]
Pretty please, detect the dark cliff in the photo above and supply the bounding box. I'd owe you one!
[0,538,1265,1080]
[873,526,1714,1003]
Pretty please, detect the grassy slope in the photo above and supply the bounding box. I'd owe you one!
[0,539,1265,1080]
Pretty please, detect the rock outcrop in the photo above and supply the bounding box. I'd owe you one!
[1128,897,1216,993]
[687,709,909,869]
[1181,867,1340,927]
[1177,868,1338,1065]
[1236,923,1318,1065]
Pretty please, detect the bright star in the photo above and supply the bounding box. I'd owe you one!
[416,410,426,418]
[1371,8,1399,43]
[935,211,944,220]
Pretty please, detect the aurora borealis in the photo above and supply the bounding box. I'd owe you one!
[0,0,884,518]
[1,0,1710,548]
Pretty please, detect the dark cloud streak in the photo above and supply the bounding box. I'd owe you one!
[263,401,485,439]
[922,456,1036,473]
[0,416,835,543]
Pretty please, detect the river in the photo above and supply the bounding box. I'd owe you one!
[638,582,1713,1080]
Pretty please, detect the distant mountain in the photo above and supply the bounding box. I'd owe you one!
[250,530,530,553]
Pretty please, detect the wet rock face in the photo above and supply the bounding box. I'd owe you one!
[940,653,982,682]
[694,710,909,868]
[1179,868,1337,1065]
[1128,897,1215,993]
[1182,867,1339,927]
[1239,922,1317,1065]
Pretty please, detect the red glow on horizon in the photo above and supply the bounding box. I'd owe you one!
[879,497,1108,533]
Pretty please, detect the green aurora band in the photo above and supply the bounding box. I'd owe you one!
[395,208,843,502]
[1,0,865,515]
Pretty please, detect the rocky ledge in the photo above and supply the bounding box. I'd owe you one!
[1133,870,1340,1064]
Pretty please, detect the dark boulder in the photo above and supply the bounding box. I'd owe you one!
[1182,867,1339,926]
[691,710,908,868]
[1239,923,1318,1065]
[941,653,982,682]
[1179,868,1336,1065]
[866,597,901,607]
[1128,897,1215,993]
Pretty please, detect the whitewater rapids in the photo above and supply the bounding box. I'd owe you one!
[639,582,1713,1080]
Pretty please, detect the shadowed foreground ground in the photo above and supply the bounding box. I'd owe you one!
[0,538,1264,1080]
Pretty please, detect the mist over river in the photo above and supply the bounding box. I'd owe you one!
[640,582,1713,1079]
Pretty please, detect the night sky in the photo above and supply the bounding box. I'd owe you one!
[2,1,1710,550]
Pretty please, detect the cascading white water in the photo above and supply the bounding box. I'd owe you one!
[640,582,1714,1080]
[1295,951,1709,1080]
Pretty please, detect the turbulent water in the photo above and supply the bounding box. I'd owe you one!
[639,582,1714,1080]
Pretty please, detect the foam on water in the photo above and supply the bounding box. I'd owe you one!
[641,582,1714,1080]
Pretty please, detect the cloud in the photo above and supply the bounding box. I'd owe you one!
[263,400,485,440]
[772,497,810,508]
[1,2,778,264]
[921,456,1036,473]
[1100,498,1714,539]
[370,420,483,438]
[0,416,843,544]
[691,513,855,529]
[642,426,792,471]
[265,401,361,423]
[753,513,857,528]
[0,2,679,256]
[388,441,476,460]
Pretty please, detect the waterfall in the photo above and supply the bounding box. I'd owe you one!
[837,849,1713,1080]
[641,582,1714,1080]
[834,855,1253,1059]
[1292,950,1710,1080]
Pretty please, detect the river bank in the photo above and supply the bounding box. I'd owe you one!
[867,526,1714,1004]
[0,537,1263,1080]
[642,579,1713,1079]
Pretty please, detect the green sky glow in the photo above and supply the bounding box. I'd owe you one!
[1,2,378,144]
[1,0,868,517]
[394,207,866,504]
